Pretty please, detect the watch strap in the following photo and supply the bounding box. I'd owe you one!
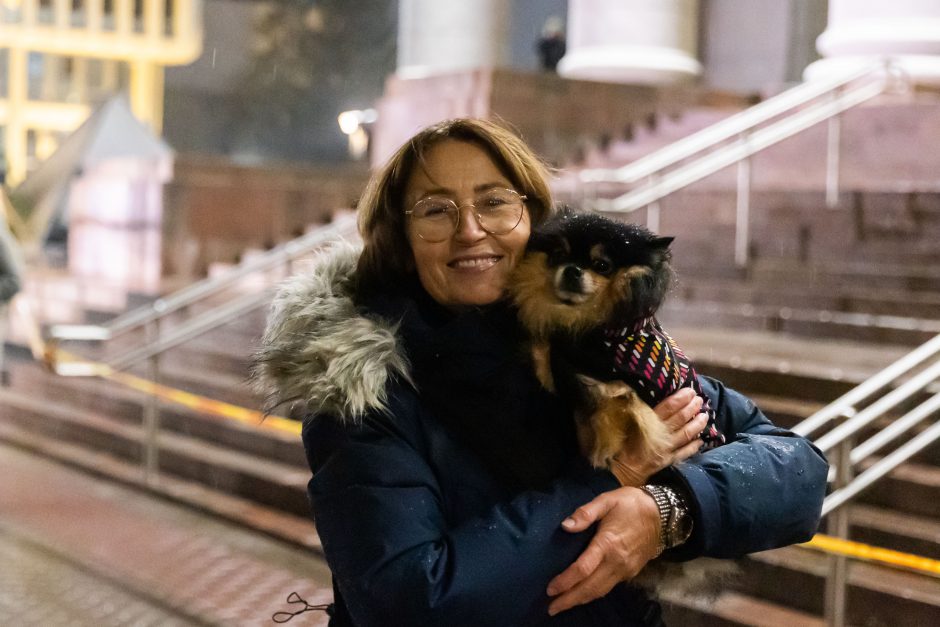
[660,484,693,548]
[640,484,670,558]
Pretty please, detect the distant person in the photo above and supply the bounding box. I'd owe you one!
[0,208,22,386]
[538,15,567,72]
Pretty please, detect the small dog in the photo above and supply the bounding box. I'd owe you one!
[509,210,724,470]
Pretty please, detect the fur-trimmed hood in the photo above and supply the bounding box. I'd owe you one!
[252,243,411,422]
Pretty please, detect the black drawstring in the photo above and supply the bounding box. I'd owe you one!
[272,591,334,623]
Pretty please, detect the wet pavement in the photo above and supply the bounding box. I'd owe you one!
[0,443,333,626]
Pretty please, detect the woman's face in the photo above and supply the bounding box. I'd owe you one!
[403,140,531,309]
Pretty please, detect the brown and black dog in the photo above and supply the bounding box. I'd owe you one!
[509,210,724,470]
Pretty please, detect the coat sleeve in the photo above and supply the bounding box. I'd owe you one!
[303,387,621,627]
[665,376,829,559]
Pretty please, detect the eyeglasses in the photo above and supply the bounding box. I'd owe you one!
[405,188,527,242]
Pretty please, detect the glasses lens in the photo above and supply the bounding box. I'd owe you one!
[411,198,457,241]
[408,190,525,241]
[475,189,524,234]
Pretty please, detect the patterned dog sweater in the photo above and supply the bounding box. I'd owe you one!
[600,319,725,450]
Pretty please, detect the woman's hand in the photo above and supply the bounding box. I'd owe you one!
[546,487,661,616]
[609,387,709,486]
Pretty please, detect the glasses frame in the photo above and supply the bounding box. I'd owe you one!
[404,188,528,242]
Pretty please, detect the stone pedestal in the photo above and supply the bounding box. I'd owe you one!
[804,0,940,84]
[558,0,701,85]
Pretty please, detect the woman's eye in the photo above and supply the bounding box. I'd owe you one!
[417,202,452,218]
[592,259,612,274]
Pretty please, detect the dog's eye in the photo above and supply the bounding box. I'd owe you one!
[592,259,612,275]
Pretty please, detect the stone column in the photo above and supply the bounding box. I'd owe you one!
[397,0,510,77]
[558,0,701,85]
[804,0,940,84]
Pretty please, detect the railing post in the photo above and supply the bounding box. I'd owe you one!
[826,91,842,209]
[647,175,660,235]
[734,134,752,268]
[825,410,855,627]
[142,318,161,486]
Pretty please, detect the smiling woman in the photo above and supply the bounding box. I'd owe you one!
[403,140,532,308]
[252,118,828,627]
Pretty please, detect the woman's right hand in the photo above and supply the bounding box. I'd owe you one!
[609,387,708,486]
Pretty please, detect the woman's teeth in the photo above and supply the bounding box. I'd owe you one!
[450,256,499,269]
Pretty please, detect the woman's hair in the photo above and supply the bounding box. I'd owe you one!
[355,118,555,297]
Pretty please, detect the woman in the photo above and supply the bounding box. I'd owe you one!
[254,119,828,626]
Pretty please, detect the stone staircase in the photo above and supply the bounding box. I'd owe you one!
[4,97,940,624]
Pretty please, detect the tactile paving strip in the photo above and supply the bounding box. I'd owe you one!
[0,529,190,626]
[0,443,333,626]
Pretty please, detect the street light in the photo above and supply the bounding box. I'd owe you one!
[337,108,377,160]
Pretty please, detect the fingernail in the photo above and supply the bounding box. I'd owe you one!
[548,607,558,616]
[546,584,558,596]
[561,518,576,529]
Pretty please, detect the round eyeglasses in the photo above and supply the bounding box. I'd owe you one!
[405,188,527,242]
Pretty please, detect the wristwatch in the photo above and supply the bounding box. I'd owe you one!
[640,484,694,557]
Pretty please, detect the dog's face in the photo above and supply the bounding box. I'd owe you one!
[510,211,674,336]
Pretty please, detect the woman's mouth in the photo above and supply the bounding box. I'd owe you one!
[448,255,502,271]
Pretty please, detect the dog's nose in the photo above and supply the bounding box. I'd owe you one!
[561,265,583,292]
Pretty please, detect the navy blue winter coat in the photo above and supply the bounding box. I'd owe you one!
[255,247,829,627]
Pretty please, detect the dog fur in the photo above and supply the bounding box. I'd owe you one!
[509,210,723,470]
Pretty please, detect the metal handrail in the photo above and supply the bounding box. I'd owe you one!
[793,334,940,439]
[571,58,906,270]
[790,332,940,627]
[592,76,887,213]
[579,62,884,185]
[49,212,360,343]
[790,332,940,516]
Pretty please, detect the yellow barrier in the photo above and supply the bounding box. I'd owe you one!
[104,369,301,435]
[48,347,301,436]
[802,533,940,578]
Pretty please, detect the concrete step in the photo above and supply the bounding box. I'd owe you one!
[660,300,940,347]
[847,505,940,561]
[858,458,940,520]
[672,279,940,320]
[740,545,940,626]
[0,388,310,517]
[0,423,319,552]
[750,258,940,293]
[661,590,824,627]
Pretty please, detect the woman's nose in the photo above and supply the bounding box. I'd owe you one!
[453,205,487,241]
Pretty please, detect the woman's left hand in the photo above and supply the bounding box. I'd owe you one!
[546,487,661,616]
[609,387,708,487]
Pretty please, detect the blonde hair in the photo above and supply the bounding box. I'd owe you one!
[355,118,555,298]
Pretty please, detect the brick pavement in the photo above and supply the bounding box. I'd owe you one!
[0,442,333,626]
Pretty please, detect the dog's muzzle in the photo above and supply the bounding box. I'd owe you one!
[554,264,592,303]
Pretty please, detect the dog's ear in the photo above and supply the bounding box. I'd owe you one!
[619,258,674,323]
[648,236,674,270]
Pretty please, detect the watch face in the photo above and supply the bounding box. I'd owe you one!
[673,512,693,545]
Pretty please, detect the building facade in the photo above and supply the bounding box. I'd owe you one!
[0,0,202,185]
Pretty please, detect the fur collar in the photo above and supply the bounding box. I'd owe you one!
[252,243,412,422]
